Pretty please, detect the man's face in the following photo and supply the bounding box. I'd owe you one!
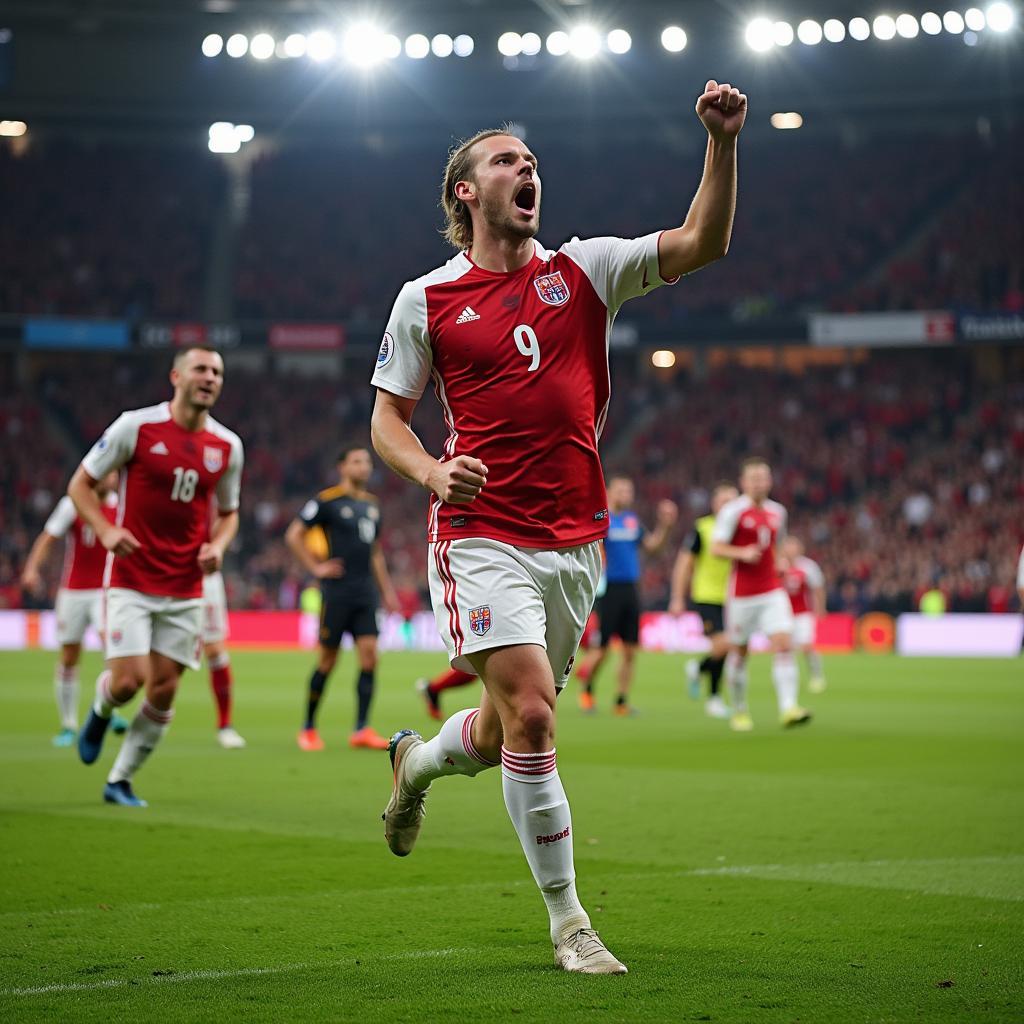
[460,134,541,243]
[608,478,634,509]
[341,449,373,487]
[783,537,802,560]
[711,485,738,514]
[741,463,772,501]
[172,349,224,410]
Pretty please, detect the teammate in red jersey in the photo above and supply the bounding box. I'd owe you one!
[371,79,747,974]
[68,346,243,807]
[414,666,477,721]
[20,472,124,747]
[781,536,827,694]
[712,458,812,732]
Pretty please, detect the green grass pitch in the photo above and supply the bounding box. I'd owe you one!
[1,649,1022,1023]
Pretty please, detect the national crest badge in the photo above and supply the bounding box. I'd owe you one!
[469,605,492,636]
[203,446,224,473]
[533,271,570,306]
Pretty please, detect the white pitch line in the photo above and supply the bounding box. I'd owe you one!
[3,948,473,998]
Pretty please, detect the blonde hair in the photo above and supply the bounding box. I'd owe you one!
[440,124,518,251]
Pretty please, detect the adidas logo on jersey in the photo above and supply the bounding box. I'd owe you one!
[455,306,481,324]
[149,441,169,455]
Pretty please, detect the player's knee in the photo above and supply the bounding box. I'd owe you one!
[512,700,555,747]
[318,649,338,673]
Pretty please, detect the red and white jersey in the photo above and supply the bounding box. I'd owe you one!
[1017,544,1024,590]
[81,402,243,599]
[43,493,118,590]
[782,555,825,614]
[713,495,788,598]
[371,233,676,548]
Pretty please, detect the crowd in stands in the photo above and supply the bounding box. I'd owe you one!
[2,128,1019,324]
[4,347,1022,618]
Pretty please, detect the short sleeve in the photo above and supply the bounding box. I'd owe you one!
[215,436,244,513]
[686,529,701,555]
[81,413,138,480]
[712,500,742,543]
[804,559,825,590]
[44,496,78,539]
[561,232,679,316]
[371,281,432,400]
[298,497,324,527]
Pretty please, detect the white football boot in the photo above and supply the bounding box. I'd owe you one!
[554,928,628,974]
[383,730,429,856]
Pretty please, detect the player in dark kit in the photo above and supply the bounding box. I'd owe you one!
[285,447,400,751]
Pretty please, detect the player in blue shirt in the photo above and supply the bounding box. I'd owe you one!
[576,476,677,714]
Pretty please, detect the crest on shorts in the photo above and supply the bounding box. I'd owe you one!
[111,629,123,646]
[469,605,492,636]
[203,446,223,473]
[533,272,570,306]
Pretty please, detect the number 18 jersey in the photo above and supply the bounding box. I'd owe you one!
[81,402,243,599]
[713,495,788,598]
[371,233,676,548]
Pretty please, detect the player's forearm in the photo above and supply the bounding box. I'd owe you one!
[372,552,398,605]
[813,589,827,617]
[68,468,109,538]
[643,526,670,554]
[371,402,439,491]
[710,541,747,560]
[208,511,239,555]
[22,533,55,578]
[669,553,692,605]
[285,521,321,575]
[659,136,737,279]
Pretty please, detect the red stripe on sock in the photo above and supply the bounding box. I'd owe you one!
[141,702,174,725]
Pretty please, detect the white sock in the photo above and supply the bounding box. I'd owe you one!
[93,669,126,718]
[806,650,824,680]
[725,652,749,712]
[772,652,799,713]
[55,664,79,730]
[107,701,174,784]
[500,746,591,944]
[405,708,497,790]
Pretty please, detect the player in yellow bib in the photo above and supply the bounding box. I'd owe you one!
[669,482,737,719]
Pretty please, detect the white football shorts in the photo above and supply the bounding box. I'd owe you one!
[201,570,229,645]
[726,588,794,645]
[55,588,103,646]
[427,537,601,690]
[793,611,817,647]
[105,587,203,670]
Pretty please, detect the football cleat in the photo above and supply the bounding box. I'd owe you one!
[730,711,754,732]
[52,728,76,748]
[103,780,148,807]
[78,709,112,764]
[111,713,129,735]
[781,706,813,728]
[808,676,826,694]
[297,728,325,752]
[685,659,701,701]
[217,727,247,749]
[415,678,443,721]
[382,729,429,857]
[704,696,731,720]
[350,727,390,750]
[578,691,596,714]
[613,703,639,717]
[554,928,628,974]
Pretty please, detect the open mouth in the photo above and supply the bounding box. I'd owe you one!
[514,181,537,213]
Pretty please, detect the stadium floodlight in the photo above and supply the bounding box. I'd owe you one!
[382,34,401,59]
[343,22,391,66]
[201,33,224,57]
[432,34,454,57]
[849,16,871,39]
[651,350,676,368]
[225,33,249,58]
[964,7,987,29]
[773,21,795,45]
[405,33,430,59]
[498,31,523,57]
[943,10,966,32]
[872,15,897,39]
[607,29,632,53]
[453,34,474,57]
[521,32,542,55]
[771,111,804,129]
[661,25,688,51]
[986,2,1015,30]
[920,11,943,33]
[0,119,27,137]
[283,33,307,57]
[546,30,570,55]
[745,18,775,51]
[797,19,823,43]
[896,13,920,37]
[235,124,255,143]
[208,121,252,153]
[823,18,846,41]
[568,25,602,59]
[307,29,337,62]
[249,33,275,60]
